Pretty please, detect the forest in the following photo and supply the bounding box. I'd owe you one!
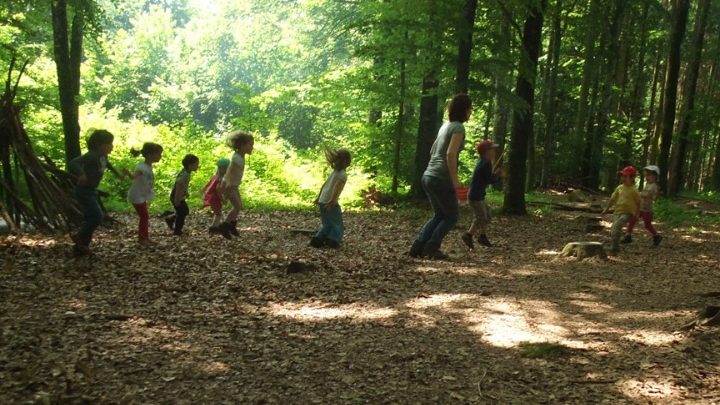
[2,0,720,403]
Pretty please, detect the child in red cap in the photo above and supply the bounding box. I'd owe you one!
[601,166,642,255]
[461,140,501,250]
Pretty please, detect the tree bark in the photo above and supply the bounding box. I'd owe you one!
[51,0,85,163]
[493,18,512,156]
[668,0,710,195]
[540,0,562,187]
[392,31,408,196]
[573,0,601,177]
[503,0,546,215]
[657,0,690,195]
[455,0,478,94]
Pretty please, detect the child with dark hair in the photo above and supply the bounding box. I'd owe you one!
[165,154,199,236]
[310,148,351,249]
[128,142,163,244]
[218,131,254,239]
[203,158,230,233]
[462,140,501,250]
[68,129,119,256]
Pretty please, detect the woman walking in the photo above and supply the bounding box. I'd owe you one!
[409,94,472,260]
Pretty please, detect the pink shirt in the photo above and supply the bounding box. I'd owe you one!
[203,175,223,209]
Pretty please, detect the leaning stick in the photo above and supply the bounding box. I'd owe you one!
[492,150,506,172]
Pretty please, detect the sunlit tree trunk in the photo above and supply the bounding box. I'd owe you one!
[657,0,690,195]
[668,0,710,195]
[503,0,546,215]
[493,19,512,157]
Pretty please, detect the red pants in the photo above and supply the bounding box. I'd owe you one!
[627,211,657,235]
[133,203,150,240]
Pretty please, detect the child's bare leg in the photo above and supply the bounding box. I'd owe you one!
[211,207,223,227]
[225,190,241,222]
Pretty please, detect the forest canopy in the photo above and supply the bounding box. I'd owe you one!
[2,0,720,212]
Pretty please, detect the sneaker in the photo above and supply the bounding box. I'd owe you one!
[424,250,450,260]
[653,234,663,246]
[219,223,233,240]
[461,233,474,250]
[229,220,240,237]
[164,216,175,231]
[309,237,324,248]
[477,235,492,247]
[621,234,632,244]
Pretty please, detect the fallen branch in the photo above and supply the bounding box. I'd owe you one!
[527,201,603,213]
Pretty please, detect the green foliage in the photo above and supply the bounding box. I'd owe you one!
[519,342,569,359]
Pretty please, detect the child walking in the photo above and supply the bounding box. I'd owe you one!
[601,166,642,255]
[218,131,254,239]
[128,142,163,244]
[310,148,351,249]
[623,165,662,246]
[462,141,501,250]
[68,129,118,256]
[165,154,199,236]
[202,158,230,233]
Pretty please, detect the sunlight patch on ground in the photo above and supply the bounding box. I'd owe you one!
[268,302,397,322]
[620,378,685,401]
[506,264,552,276]
[621,330,683,346]
[115,317,190,352]
[463,300,587,349]
[568,299,615,314]
[535,249,560,256]
[608,310,687,322]
[197,361,229,375]
[680,235,706,243]
[10,236,58,248]
[63,298,87,310]
[404,294,477,309]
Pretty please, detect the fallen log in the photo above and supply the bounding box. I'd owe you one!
[527,201,604,213]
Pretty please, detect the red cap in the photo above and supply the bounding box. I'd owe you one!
[477,140,499,155]
[618,166,637,177]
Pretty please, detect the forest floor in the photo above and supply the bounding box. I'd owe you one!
[1,199,720,404]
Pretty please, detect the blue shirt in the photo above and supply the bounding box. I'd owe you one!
[468,157,500,201]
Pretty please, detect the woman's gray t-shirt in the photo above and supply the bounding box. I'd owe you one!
[423,121,466,182]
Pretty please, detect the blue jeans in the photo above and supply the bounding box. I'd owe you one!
[415,175,459,253]
[316,204,344,243]
[75,187,103,246]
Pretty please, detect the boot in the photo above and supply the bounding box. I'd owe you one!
[219,222,233,240]
[164,215,176,230]
[653,234,663,246]
[477,234,492,247]
[309,237,324,248]
[621,234,632,244]
[229,220,240,237]
[409,241,425,258]
[424,250,450,261]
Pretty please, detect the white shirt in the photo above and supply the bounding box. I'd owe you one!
[318,169,347,204]
[127,162,155,204]
[222,152,245,187]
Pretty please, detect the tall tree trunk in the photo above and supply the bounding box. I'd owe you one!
[586,0,625,190]
[640,49,663,189]
[413,75,439,197]
[51,0,85,163]
[503,0,546,215]
[540,0,562,187]
[455,0,478,94]
[493,19,512,156]
[668,0,710,196]
[392,30,409,196]
[573,0,601,177]
[657,0,690,195]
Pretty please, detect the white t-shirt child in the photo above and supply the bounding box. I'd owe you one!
[222,152,245,188]
[128,162,155,204]
[318,169,347,204]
